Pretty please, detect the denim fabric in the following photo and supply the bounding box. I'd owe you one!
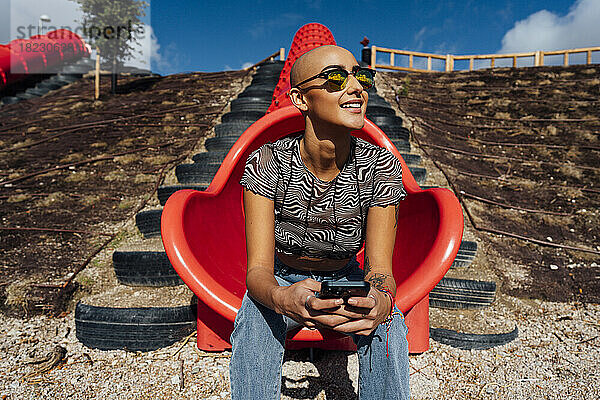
[229,255,411,399]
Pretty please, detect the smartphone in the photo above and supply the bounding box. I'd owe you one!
[317,281,370,301]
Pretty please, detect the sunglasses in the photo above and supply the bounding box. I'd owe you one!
[293,65,376,91]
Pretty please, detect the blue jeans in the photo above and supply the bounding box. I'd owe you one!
[230,255,410,399]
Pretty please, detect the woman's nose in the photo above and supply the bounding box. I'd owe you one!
[345,74,364,94]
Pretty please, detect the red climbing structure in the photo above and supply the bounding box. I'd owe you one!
[161,23,464,353]
[0,29,89,91]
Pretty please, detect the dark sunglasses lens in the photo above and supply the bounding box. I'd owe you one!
[326,70,349,90]
[355,69,374,89]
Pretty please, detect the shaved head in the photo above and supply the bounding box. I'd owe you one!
[290,45,357,87]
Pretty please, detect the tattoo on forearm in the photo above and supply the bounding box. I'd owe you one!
[366,273,392,291]
[364,256,372,275]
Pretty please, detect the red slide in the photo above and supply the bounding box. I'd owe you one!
[161,24,464,353]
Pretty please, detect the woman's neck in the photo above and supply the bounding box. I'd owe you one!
[300,124,352,179]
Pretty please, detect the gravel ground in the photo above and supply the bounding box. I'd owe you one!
[1,297,599,399]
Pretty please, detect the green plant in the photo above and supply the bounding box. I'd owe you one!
[397,76,411,97]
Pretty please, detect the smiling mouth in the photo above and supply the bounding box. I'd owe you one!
[340,101,363,111]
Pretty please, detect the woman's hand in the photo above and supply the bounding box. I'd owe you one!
[327,287,393,336]
[271,279,355,329]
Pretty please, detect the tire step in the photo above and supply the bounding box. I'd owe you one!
[430,277,496,309]
[75,303,196,352]
[205,136,240,152]
[191,151,228,165]
[113,238,183,287]
[135,209,162,238]
[430,326,518,350]
[157,184,208,206]
[175,163,220,185]
[408,167,426,185]
[215,121,254,137]
[400,153,421,166]
[221,110,264,123]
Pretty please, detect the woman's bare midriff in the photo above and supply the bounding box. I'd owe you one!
[276,251,351,272]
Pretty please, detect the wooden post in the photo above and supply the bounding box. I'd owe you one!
[371,46,376,69]
[469,57,474,71]
[490,57,495,68]
[409,54,413,69]
[587,50,592,64]
[564,51,569,66]
[427,56,432,71]
[279,48,285,61]
[513,56,517,68]
[534,51,540,66]
[95,46,100,100]
[390,52,394,67]
[445,54,452,72]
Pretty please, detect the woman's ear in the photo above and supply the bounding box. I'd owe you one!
[288,88,309,112]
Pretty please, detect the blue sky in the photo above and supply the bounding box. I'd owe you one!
[2,0,599,75]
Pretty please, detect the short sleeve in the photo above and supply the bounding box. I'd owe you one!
[371,147,407,207]
[239,143,279,200]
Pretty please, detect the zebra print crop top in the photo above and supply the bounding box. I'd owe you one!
[240,134,407,260]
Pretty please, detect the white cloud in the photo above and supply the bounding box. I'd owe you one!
[499,0,600,53]
[241,61,253,69]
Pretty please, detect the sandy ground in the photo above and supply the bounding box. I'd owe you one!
[1,298,599,399]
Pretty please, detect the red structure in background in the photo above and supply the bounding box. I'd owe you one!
[0,29,89,90]
[161,23,464,354]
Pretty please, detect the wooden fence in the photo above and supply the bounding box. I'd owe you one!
[370,46,600,73]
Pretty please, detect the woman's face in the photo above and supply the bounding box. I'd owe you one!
[293,47,369,132]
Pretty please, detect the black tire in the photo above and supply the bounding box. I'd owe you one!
[400,153,421,166]
[215,121,254,137]
[75,302,196,351]
[238,86,274,98]
[135,209,162,239]
[221,110,264,123]
[113,250,183,286]
[382,126,410,141]
[51,74,79,83]
[429,277,496,309]
[409,166,427,185]
[366,105,396,117]
[430,326,518,350]
[175,163,220,184]
[15,92,36,100]
[62,65,89,74]
[37,81,64,90]
[192,151,228,165]
[157,184,209,206]
[369,115,403,127]
[231,97,270,112]
[391,139,411,153]
[367,96,390,107]
[451,241,478,268]
[257,60,284,71]
[1,96,20,105]
[205,136,240,152]
[26,87,50,96]
[251,75,279,86]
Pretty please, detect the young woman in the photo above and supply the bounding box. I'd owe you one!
[230,45,410,400]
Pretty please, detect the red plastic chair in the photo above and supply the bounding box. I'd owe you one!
[161,106,464,353]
